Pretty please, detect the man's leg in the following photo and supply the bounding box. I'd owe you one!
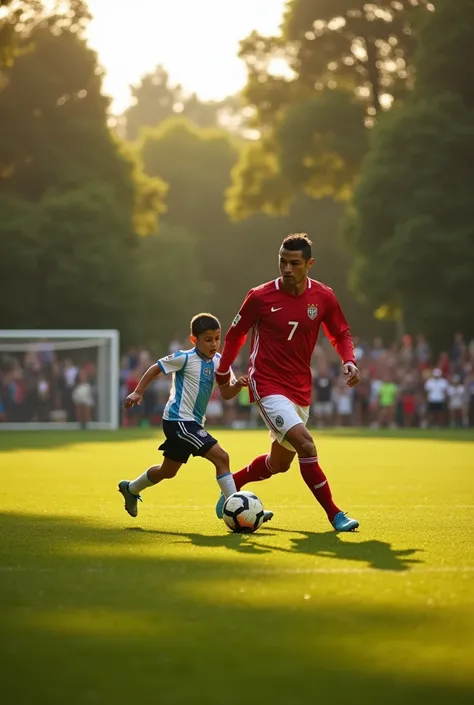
[284,423,359,531]
[232,441,295,490]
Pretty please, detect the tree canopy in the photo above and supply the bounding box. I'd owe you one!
[0,7,166,343]
[122,64,241,141]
[347,0,474,345]
[226,0,432,218]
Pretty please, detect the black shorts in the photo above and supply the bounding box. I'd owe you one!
[428,401,445,413]
[159,420,218,464]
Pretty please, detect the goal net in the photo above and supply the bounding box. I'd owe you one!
[0,330,119,430]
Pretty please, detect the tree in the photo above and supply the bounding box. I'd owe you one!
[122,64,239,141]
[132,226,214,349]
[0,20,166,337]
[226,89,368,219]
[0,184,142,333]
[123,66,182,141]
[139,117,378,337]
[0,0,89,69]
[347,0,474,345]
[227,0,432,218]
[140,118,238,263]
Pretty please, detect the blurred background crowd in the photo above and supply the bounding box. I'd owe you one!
[2,332,474,429]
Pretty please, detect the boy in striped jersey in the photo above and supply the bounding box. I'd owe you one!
[118,312,273,522]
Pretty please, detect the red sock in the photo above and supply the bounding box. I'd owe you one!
[299,456,341,521]
[233,454,274,491]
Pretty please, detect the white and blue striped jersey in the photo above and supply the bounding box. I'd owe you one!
[158,348,226,425]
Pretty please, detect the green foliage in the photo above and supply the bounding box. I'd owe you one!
[280,0,428,113]
[414,0,474,106]
[347,0,474,344]
[0,184,138,331]
[140,118,237,250]
[0,15,166,340]
[0,0,89,69]
[276,90,368,201]
[228,0,431,217]
[137,118,373,332]
[138,117,378,338]
[132,225,214,349]
[123,65,237,141]
[226,138,295,220]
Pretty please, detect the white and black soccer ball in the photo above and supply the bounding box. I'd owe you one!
[222,491,265,534]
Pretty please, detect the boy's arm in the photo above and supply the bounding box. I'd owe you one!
[216,290,260,386]
[124,364,161,408]
[218,375,249,401]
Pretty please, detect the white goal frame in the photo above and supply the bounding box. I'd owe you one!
[0,329,119,431]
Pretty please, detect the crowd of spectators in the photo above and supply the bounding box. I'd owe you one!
[119,332,474,430]
[2,333,474,429]
[0,342,96,427]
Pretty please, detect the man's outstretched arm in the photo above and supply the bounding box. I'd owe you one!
[216,290,260,387]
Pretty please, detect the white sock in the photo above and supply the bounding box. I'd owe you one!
[217,471,237,498]
[129,469,157,495]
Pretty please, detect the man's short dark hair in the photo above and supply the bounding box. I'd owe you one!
[281,233,313,261]
[190,313,220,337]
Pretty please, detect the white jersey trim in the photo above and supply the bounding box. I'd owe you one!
[248,325,261,401]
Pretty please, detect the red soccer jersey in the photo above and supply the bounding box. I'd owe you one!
[217,277,355,407]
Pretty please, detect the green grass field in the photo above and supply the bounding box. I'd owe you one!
[1,428,473,705]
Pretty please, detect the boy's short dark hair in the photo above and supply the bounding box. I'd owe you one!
[281,233,313,261]
[190,313,221,337]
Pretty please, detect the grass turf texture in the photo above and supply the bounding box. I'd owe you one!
[0,429,473,705]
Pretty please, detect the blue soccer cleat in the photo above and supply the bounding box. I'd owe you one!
[332,511,359,532]
[216,492,274,523]
[216,492,226,519]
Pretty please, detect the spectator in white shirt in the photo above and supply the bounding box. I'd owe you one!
[425,368,449,427]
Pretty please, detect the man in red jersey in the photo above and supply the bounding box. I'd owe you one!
[215,233,360,531]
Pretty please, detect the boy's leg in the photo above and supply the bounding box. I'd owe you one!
[204,443,238,498]
[209,441,277,522]
[119,458,183,518]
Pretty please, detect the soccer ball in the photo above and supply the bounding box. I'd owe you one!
[222,491,265,533]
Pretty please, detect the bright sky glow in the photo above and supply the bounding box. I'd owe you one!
[84,0,286,113]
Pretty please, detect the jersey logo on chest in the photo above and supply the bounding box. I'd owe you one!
[307,304,318,320]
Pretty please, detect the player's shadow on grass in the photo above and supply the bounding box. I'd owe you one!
[268,528,423,572]
[127,526,276,555]
[127,527,423,569]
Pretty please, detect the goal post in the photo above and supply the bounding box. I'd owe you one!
[0,330,120,430]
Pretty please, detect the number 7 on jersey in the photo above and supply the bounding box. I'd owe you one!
[287,321,299,341]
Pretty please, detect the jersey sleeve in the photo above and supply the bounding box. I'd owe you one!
[321,290,356,365]
[216,289,260,385]
[157,350,187,374]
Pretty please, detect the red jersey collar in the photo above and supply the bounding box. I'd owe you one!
[275,277,312,294]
